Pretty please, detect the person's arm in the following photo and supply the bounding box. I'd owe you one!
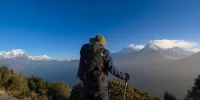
[103,49,127,80]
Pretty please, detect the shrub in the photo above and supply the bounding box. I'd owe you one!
[69,82,83,100]
[47,82,70,100]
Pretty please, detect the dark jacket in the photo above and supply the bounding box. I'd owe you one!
[79,43,126,94]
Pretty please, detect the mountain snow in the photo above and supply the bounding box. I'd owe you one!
[165,47,193,55]
[0,49,75,61]
[0,49,28,58]
[28,55,53,61]
[141,42,194,53]
[118,42,194,57]
[55,58,78,61]
[0,42,195,61]
[141,43,163,51]
[119,47,139,54]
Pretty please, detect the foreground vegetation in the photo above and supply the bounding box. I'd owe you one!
[1,66,199,100]
[0,66,70,100]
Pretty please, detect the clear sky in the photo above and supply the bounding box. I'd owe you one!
[0,0,200,58]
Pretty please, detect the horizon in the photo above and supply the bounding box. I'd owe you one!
[0,0,200,58]
[0,39,199,60]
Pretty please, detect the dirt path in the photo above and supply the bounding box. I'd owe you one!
[0,93,18,100]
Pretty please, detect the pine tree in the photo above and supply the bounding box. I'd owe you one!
[185,74,200,100]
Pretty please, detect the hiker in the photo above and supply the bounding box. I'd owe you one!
[77,35,130,100]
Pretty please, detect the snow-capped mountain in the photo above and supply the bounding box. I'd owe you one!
[141,43,194,59]
[116,42,195,55]
[0,49,28,58]
[115,43,195,60]
[140,43,194,55]
[118,47,140,54]
[28,55,53,61]
[161,47,194,60]
[166,47,184,52]
[165,47,194,56]
[0,49,75,61]
[55,58,78,61]
[141,43,163,52]
[117,44,144,54]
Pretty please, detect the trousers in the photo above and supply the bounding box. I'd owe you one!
[83,87,109,100]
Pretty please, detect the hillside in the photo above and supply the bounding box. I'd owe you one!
[0,66,160,100]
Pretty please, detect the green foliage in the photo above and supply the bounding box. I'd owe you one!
[108,79,155,100]
[6,75,30,97]
[0,66,72,99]
[68,79,159,100]
[10,69,14,75]
[69,82,83,100]
[47,82,71,100]
[164,91,177,100]
[140,92,152,100]
[0,66,162,100]
[185,74,200,100]
[45,81,52,89]
[7,76,21,91]
[184,90,192,100]
[153,97,160,100]
[0,66,11,86]
[28,76,46,94]
[17,75,30,96]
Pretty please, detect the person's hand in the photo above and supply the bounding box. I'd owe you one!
[125,73,130,82]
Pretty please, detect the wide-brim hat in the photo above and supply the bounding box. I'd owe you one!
[90,35,107,45]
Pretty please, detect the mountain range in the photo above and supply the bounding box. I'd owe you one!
[0,43,199,99]
[0,49,76,61]
[112,43,194,67]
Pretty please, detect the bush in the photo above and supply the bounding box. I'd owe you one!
[69,79,158,100]
[18,75,30,97]
[108,79,155,100]
[0,66,162,100]
[0,66,11,86]
[10,69,14,76]
[28,76,46,94]
[69,82,83,100]
[164,91,177,100]
[5,75,30,99]
[153,97,160,100]
[47,82,70,100]
[7,76,21,91]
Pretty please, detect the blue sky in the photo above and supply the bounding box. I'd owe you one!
[0,0,200,58]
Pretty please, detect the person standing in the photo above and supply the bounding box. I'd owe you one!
[77,35,130,100]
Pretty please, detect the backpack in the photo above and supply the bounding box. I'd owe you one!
[78,43,106,90]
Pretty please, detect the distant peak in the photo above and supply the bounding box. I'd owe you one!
[127,44,144,49]
[168,47,184,51]
[28,55,52,61]
[0,49,76,61]
[119,47,139,54]
[143,42,162,51]
[0,49,28,58]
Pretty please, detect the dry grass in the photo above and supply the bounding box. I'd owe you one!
[0,88,8,95]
